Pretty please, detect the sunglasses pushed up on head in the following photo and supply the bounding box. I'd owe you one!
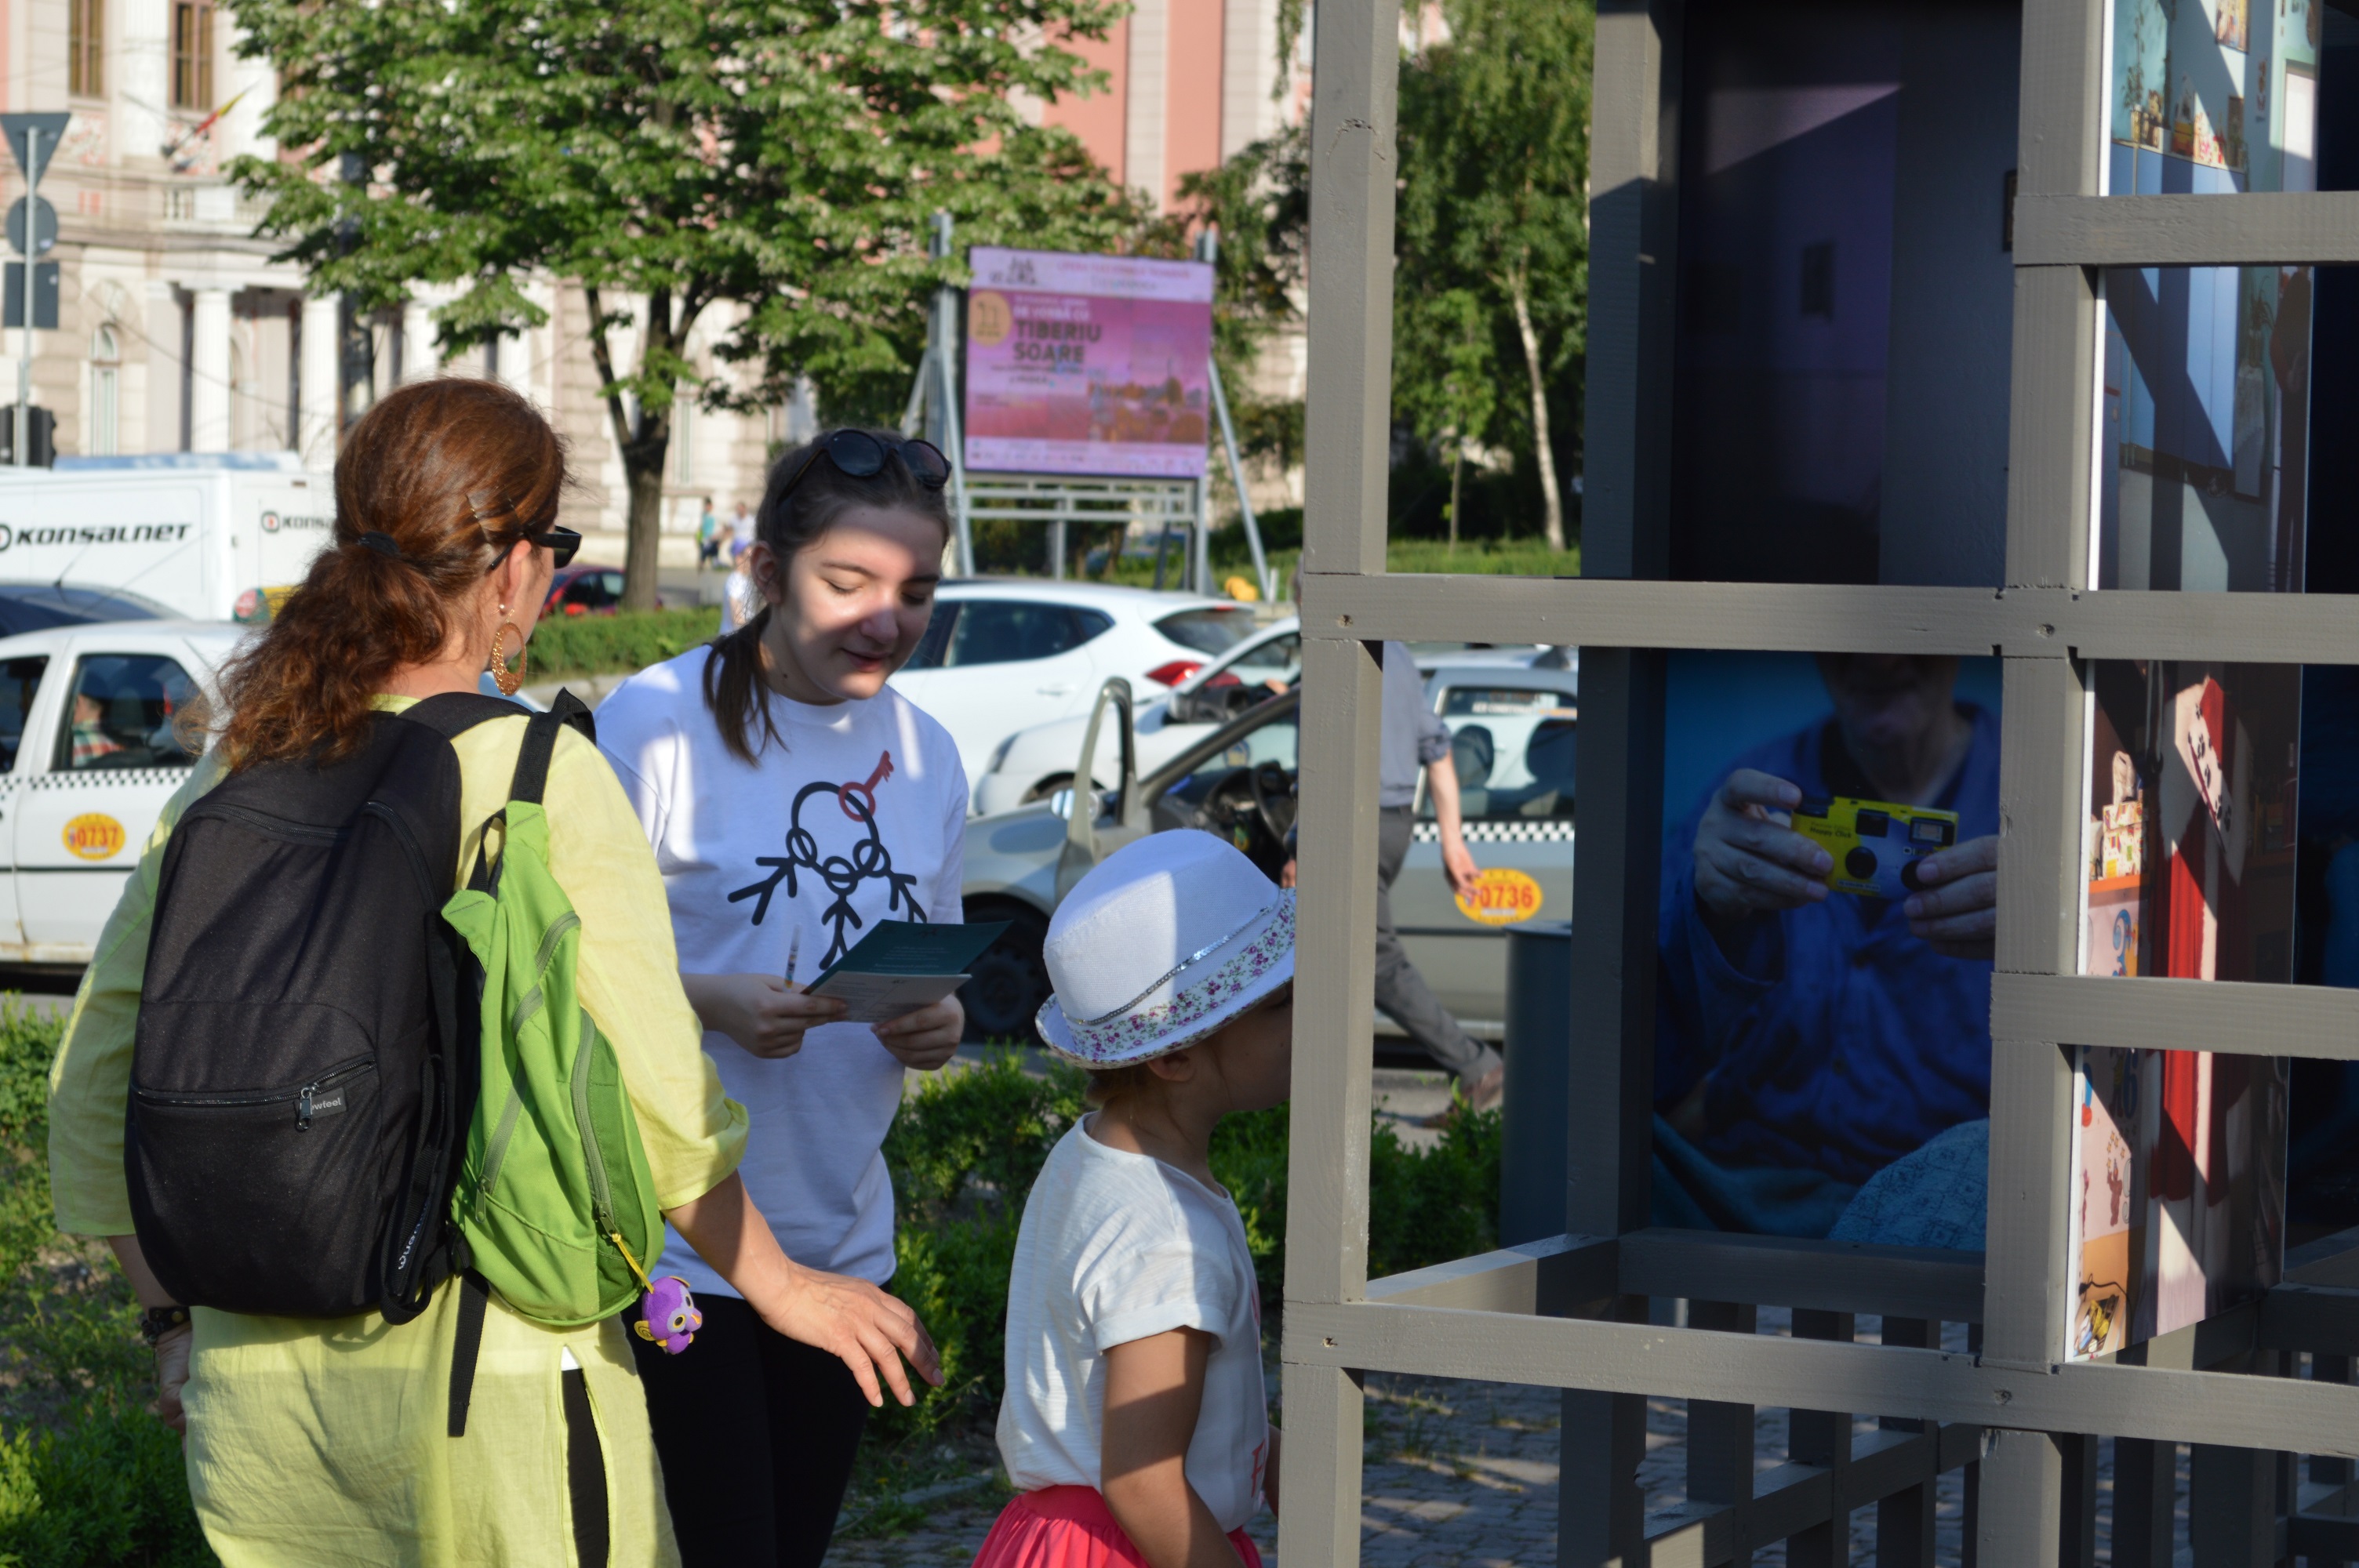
[777,430,952,510]
[468,490,582,570]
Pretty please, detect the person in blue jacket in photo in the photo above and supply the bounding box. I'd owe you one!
[1655,654,2000,1240]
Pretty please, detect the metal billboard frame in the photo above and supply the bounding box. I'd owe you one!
[1274,0,2359,1561]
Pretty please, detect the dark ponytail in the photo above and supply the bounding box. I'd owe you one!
[205,379,568,771]
[703,428,953,764]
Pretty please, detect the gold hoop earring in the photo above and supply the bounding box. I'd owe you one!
[487,621,527,697]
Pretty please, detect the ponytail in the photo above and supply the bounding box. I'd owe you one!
[209,379,568,771]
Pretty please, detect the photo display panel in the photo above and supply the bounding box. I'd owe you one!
[1652,650,2001,1245]
[2067,660,2304,1359]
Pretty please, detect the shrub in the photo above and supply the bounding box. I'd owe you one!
[0,998,217,1566]
[873,1051,1500,1444]
[527,608,722,682]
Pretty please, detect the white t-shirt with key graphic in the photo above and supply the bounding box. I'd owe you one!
[596,647,968,1290]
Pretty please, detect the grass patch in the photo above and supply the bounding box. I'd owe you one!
[527,607,722,682]
[0,999,216,1566]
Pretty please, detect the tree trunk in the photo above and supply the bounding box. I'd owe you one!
[1507,265,1565,552]
[1448,441,1463,551]
[585,284,677,612]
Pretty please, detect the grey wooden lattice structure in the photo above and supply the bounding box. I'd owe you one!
[1274,0,2359,1561]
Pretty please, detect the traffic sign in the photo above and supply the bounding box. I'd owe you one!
[0,114,71,183]
[4,263,59,330]
[6,197,56,256]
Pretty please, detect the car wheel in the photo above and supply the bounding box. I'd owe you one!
[961,903,1051,1043]
[1020,773,1074,805]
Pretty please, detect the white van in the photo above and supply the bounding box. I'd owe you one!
[0,455,336,623]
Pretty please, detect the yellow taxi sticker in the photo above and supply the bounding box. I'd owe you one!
[63,814,127,861]
[1455,867,1543,926]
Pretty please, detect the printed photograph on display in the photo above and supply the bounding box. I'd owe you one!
[2099,0,2320,592]
[961,248,1216,479]
[1652,652,2002,1245]
[2066,660,2299,1359]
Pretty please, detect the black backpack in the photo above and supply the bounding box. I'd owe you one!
[125,691,591,1323]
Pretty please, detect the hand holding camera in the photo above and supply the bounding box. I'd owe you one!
[1692,768,1834,925]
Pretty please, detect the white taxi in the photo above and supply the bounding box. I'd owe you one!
[0,621,245,968]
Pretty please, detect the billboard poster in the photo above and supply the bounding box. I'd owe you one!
[2066,660,2298,1359]
[962,247,1215,479]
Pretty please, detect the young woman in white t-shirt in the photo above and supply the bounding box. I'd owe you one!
[986,831,1293,1568]
[596,428,967,1567]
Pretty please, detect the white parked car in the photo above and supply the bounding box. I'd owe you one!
[956,655,1578,1041]
[885,579,1265,809]
[968,630,1569,816]
[970,616,1305,815]
[0,620,534,973]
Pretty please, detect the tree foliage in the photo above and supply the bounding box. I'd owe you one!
[229,0,1147,604]
[1394,0,1593,547]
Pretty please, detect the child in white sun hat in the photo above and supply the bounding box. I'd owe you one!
[975,829,1293,1568]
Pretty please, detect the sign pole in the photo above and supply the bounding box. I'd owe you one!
[1194,230,1273,601]
[16,125,36,467]
[930,211,975,576]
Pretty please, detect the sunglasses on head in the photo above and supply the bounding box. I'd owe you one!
[469,490,581,569]
[778,430,952,510]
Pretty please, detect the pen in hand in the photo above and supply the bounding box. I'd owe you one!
[785,924,803,990]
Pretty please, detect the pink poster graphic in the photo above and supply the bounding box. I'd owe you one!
[962,247,1215,479]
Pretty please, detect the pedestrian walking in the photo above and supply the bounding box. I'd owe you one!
[45,379,937,1567]
[697,495,724,569]
[598,426,969,1567]
[978,830,1290,1568]
[1283,637,1502,1117]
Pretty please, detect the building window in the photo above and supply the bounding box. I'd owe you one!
[171,1,213,111]
[69,0,104,98]
[89,326,119,457]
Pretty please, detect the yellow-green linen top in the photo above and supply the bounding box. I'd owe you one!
[48,697,749,1568]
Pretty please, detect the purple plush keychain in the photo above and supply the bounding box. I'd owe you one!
[634,1276,703,1355]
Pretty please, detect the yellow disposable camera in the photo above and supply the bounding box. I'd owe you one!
[1791,796,1959,899]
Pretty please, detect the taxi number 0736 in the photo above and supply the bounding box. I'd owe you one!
[1455,867,1543,927]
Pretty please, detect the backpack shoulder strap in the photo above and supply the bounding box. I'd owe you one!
[508,689,598,808]
[398,691,534,744]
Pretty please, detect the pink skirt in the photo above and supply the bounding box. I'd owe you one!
[971,1486,1267,1568]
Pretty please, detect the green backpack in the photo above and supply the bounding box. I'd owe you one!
[439,695,667,1428]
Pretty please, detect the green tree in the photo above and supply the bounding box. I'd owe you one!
[1394,0,1592,550]
[231,0,1145,608]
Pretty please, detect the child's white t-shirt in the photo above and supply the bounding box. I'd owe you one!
[594,647,968,1289]
[997,1118,1269,1533]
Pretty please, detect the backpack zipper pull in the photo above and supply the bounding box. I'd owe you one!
[297,1082,317,1131]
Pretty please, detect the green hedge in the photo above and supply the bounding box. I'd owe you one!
[874,1051,1499,1445]
[0,1000,216,1567]
[527,608,722,683]
[0,1011,1496,1554]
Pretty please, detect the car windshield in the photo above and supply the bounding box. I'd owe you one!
[1425,684,1576,823]
[1155,606,1259,657]
[1161,702,1300,810]
[1194,630,1300,691]
[0,586,171,636]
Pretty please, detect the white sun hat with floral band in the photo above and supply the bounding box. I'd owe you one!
[1034,829,1296,1068]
